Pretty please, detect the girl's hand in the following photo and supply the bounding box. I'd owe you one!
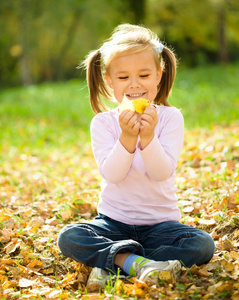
[139,105,158,149]
[119,110,140,137]
[119,110,140,153]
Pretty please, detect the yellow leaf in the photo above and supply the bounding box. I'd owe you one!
[132,98,150,113]
[118,95,150,113]
[222,238,234,251]
[116,279,125,296]
[0,208,12,222]
[27,260,43,271]
[229,251,239,261]
[231,291,239,300]
[118,95,135,113]
[158,270,173,282]
[202,293,216,299]
[214,280,233,292]
[221,260,235,272]
[29,224,39,233]
[60,209,72,221]
[116,278,148,298]
[42,267,54,275]
[2,279,11,291]
[61,272,77,283]
[0,274,8,284]
[0,259,17,266]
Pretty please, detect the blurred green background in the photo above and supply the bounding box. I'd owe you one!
[1,0,239,86]
[0,0,238,154]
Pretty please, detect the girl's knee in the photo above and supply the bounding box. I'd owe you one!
[180,230,215,267]
[57,225,72,254]
[57,224,87,255]
[194,232,215,265]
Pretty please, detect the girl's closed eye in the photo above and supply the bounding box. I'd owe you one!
[140,74,150,78]
[118,76,129,80]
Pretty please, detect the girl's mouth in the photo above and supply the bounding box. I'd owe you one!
[125,93,146,100]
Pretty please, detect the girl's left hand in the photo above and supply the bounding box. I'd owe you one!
[139,105,158,149]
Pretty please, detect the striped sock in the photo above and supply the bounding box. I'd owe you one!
[122,254,150,276]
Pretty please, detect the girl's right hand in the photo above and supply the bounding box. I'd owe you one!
[119,110,140,153]
[119,110,140,137]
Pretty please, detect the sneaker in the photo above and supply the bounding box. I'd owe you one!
[87,267,111,286]
[134,260,181,285]
[87,267,129,287]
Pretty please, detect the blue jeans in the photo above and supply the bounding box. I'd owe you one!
[58,214,215,273]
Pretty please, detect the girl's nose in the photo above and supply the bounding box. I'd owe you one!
[129,77,141,88]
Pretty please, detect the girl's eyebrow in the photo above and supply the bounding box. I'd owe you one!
[139,68,153,72]
[115,68,153,75]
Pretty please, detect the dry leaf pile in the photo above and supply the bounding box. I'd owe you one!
[0,125,239,299]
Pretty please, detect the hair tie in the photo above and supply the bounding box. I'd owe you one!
[100,41,110,58]
[100,40,164,58]
[152,40,164,54]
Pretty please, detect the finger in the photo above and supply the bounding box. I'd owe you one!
[119,110,135,124]
[140,119,151,130]
[140,113,153,122]
[141,107,158,122]
[132,120,141,132]
[119,109,131,120]
[127,114,139,128]
[144,105,157,115]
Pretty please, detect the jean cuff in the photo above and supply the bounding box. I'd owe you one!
[105,239,144,273]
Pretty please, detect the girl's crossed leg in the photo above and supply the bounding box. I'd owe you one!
[58,214,215,274]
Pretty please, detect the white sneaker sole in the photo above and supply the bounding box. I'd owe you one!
[87,267,110,286]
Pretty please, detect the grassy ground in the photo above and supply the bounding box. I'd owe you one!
[0,62,238,153]
[0,63,239,299]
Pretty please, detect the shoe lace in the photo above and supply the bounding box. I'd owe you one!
[132,262,141,277]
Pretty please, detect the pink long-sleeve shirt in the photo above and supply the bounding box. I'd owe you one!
[90,105,184,225]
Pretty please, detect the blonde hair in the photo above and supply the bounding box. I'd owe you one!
[83,24,177,114]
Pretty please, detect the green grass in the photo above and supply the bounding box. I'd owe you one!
[0,79,94,154]
[172,62,239,128]
[0,63,238,154]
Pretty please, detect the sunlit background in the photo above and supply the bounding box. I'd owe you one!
[1,0,239,87]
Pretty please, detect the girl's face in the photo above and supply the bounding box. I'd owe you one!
[105,49,161,104]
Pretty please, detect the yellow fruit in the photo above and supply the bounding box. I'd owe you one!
[118,95,150,113]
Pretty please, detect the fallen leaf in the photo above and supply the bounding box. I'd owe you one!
[222,237,235,251]
[198,268,209,277]
[27,260,43,271]
[85,283,103,293]
[18,278,36,288]
[198,218,216,226]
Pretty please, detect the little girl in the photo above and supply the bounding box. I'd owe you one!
[58,24,214,286]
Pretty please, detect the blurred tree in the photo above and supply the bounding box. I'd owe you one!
[128,0,146,24]
[0,0,238,87]
[146,0,239,65]
[210,0,239,62]
[16,0,33,85]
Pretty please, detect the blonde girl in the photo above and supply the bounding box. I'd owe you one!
[58,24,214,286]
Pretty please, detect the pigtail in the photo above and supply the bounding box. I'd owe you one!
[84,50,112,114]
[155,47,177,106]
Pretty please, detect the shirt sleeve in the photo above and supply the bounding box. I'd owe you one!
[138,108,184,181]
[90,114,135,184]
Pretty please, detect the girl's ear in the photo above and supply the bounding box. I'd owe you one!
[156,68,162,85]
[105,74,113,89]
